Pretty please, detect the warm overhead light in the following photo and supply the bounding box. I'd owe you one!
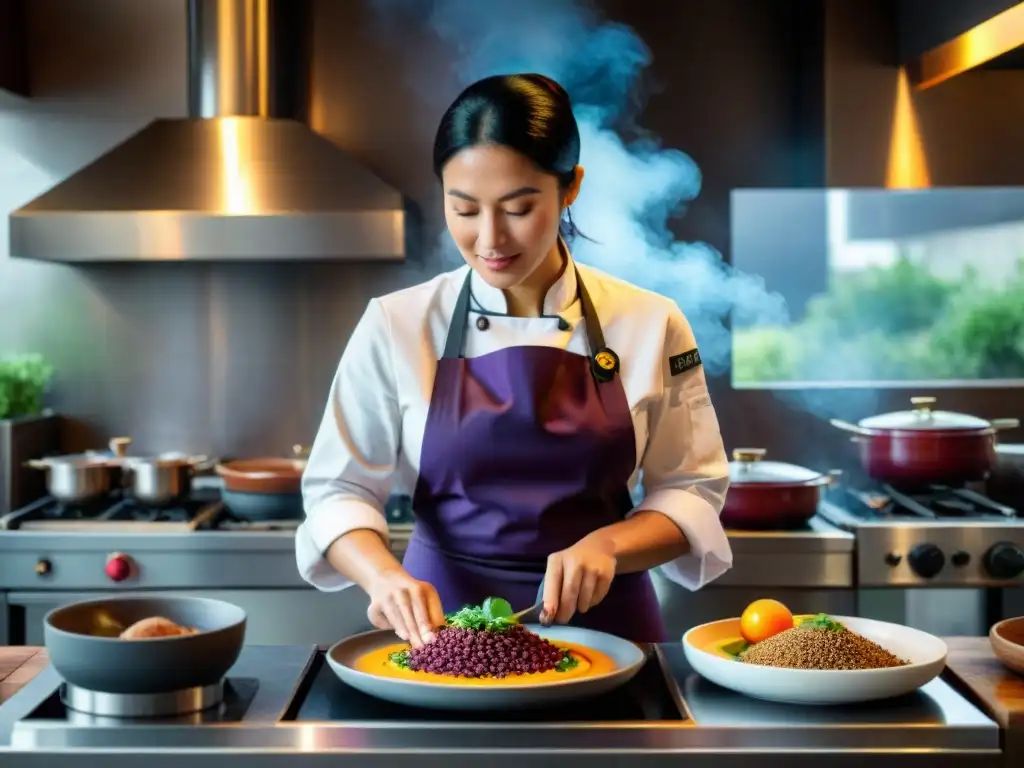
[885,69,931,189]
[907,2,1024,90]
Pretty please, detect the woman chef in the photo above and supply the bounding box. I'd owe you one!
[296,73,732,647]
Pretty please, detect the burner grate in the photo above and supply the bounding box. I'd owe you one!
[0,488,224,531]
[822,482,1018,525]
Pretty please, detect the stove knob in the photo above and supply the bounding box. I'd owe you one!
[35,558,52,577]
[983,542,1024,580]
[908,544,945,579]
[104,553,132,582]
[951,550,971,568]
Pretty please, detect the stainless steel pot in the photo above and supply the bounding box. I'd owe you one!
[122,454,216,506]
[24,437,132,504]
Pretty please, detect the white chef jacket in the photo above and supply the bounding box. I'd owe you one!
[296,255,733,593]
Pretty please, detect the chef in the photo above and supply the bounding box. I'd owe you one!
[296,73,732,647]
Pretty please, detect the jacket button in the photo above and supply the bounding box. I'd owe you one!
[476,316,490,331]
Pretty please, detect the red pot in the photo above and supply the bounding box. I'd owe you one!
[831,397,1020,487]
[721,448,833,530]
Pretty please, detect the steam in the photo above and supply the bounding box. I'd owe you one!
[368,0,789,376]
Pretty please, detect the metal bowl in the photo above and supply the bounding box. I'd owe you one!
[44,595,247,694]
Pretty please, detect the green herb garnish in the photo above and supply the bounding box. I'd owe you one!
[799,613,845,632]
[444,596,519,632]
[555,650,579,672]
[388,649,410,668]
[720,639,750,658]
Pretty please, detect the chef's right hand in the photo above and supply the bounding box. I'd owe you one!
[366,569,445,648]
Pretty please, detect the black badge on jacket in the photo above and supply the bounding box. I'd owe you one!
[591,347,620,382]
[669,348,702,376]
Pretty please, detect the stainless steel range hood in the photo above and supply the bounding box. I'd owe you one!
[9,0,406,262]
[906,1,1024,90]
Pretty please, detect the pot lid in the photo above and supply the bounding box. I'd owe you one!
[32,453,114,468]
[728,448,825,485]
[123,453,208,468]
[858,397,992,431]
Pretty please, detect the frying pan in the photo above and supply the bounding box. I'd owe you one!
[44,596,247,694]
[221,488,304,520]
[215,444,308,520]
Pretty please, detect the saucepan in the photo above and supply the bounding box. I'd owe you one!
[830,396,1019,486]
[24,437,133,504]
[722,448,838,529]
[215,444,310,520]
[121,453,217,506]
[44,595,247,694]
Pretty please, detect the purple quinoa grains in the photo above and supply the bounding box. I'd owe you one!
[405,625,567,678]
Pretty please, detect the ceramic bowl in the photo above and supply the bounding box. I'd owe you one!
[990,616,1024,676]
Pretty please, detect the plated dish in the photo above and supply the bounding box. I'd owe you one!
[683,599,947,705]
[355,597,614,686]
[328,596,646,709]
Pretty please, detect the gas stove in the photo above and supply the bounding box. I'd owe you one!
[817,482,1024,588]
[0,488,415,533]
[0,490,415,647]
[0,488,228,533]
[0,644,999,767]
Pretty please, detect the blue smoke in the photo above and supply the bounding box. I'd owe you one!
[369,0,789,375]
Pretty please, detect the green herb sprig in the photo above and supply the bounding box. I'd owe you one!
[388,649,411,668]
[444,596,519,632]
[555,650,579,672]
[800,613,845,632]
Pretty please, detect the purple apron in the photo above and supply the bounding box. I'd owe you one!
[403,267,668,643]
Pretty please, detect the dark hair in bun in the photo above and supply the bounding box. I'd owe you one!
[434,74,585,240]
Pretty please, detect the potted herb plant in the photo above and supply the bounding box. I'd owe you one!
[0,353,60,515]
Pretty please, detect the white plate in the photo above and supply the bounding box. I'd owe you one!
[682,615,947,705]
[326,624,646,710]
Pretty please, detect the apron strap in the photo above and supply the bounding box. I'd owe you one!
[441,272,474,360]
[440,265,610,369]
[574,266,606,355]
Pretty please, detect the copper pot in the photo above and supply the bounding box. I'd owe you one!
[215,445,309,494]
[721,448,834,530]
[831,396,1019,487]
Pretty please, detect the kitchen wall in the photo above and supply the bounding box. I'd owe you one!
[0,0,1022,474]
[825,0,1024,186]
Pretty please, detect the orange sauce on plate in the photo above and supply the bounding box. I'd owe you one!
[354,641,617,686]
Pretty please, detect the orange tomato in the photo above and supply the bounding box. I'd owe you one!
[740,599,795,644]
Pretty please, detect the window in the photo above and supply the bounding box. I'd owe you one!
[731,188,1024,388]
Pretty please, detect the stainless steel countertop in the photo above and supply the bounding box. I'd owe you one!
[0,518,855,591]
[0,643,1000,767]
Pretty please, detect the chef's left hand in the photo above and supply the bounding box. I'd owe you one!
[540,534,617,625]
